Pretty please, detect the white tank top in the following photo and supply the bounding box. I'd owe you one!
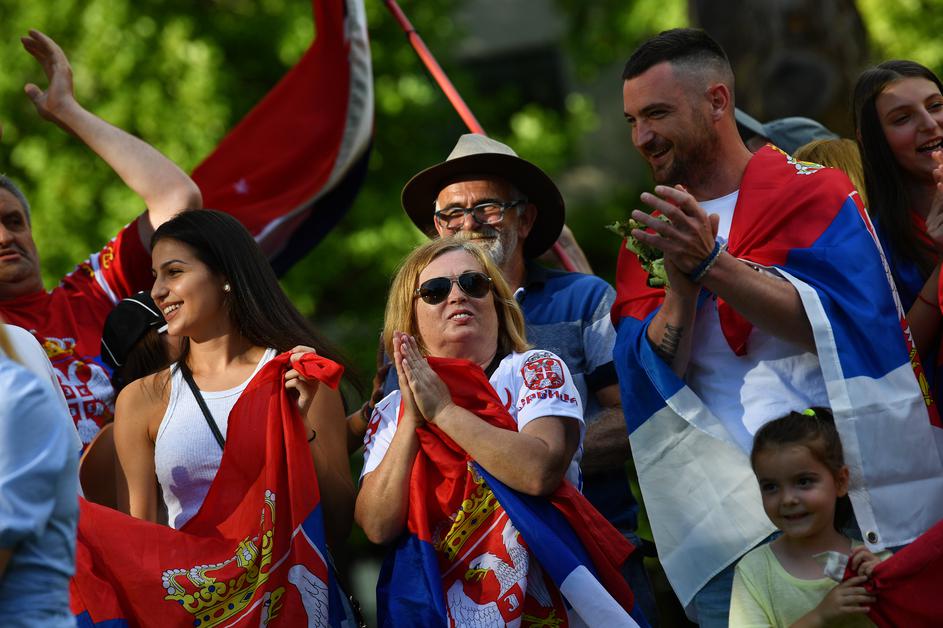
[155,348,276,529]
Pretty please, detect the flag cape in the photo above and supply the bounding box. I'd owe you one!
[872,213,943,407]
[193,0,373,275]
[70,353,352,627]
[611,146,943,609]
[841,517,943,627]
[375,357,645,627]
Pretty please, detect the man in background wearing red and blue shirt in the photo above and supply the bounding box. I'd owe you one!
[0,31,201,448]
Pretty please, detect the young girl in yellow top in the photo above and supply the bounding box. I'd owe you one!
[729,409,887,627]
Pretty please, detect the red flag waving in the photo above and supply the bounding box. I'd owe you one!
[71,353,349,627]
[193,0,373,275]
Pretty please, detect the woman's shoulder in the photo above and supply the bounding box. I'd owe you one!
[116,368,172,417]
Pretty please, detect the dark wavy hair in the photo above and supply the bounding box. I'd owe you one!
[853,60,943,276]
[751,408,852,531]
[151,210,356,396]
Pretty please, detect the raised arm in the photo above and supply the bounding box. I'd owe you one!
[284,347,355,548]
[21,30,202,246]
[355,338,424,544]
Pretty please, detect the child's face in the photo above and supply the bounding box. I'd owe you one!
[754,444,849,541]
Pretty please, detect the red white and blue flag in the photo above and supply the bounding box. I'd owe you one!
[70,353,351,627]
[611,146,943,609]
[193,0,373,275]
[376,357,647,627]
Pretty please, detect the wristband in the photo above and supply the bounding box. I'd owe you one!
[689,239,728,283]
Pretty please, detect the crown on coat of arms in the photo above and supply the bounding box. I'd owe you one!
[434,464,499,560]
[161,490,277,627]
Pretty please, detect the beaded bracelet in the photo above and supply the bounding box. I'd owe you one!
[689,239,728,283]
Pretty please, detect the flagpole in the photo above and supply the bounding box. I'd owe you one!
[383,0,578,272]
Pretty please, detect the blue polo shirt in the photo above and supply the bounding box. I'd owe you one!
[516,262,638,533]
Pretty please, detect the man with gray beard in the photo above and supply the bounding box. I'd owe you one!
[391,133,658,624]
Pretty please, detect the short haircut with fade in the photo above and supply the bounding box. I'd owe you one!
[622,28,734,92]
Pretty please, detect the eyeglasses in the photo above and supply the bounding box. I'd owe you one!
[415,271,493,305]
[433,199,526,231]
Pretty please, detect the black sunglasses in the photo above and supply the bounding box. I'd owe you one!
[415,271,493,305]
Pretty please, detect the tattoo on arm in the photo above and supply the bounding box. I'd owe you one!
[654,323,683,363]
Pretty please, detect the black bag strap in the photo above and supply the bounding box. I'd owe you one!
[180,367,225,450]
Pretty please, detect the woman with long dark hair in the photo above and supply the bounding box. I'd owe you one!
[113,210,354,548]
[854,60,943,385]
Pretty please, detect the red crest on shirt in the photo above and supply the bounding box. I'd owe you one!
[521,352,565,390]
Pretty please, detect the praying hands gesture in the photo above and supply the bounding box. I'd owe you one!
[393,331,453,424]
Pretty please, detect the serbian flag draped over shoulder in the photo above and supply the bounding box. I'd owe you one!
[70,353,352,627]
[192,0,373,275]
[376,357,647,627]
[610,146,943,610]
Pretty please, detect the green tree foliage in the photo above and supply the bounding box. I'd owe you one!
[2,0,935,390]
[858,0,943,70]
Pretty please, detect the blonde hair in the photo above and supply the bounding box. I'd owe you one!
[383,238,529,358]
[794,138,868,207]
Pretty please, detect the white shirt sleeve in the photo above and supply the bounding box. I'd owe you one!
[360,391,402,481]
[513,350,584,432]
[2,324,82,454]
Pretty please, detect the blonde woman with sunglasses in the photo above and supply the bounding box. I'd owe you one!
[355,238,611,625]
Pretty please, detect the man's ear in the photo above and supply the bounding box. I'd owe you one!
[706,82,732,121]
[517,203,538,239]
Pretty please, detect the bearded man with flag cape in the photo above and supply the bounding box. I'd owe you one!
[616,28,943,623]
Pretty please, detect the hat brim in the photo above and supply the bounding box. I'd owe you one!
[401,152,565,258]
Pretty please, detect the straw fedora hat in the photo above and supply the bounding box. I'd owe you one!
[401,134,565,258]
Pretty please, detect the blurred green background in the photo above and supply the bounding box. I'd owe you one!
[1,0,939,376]
[1,0,941,620]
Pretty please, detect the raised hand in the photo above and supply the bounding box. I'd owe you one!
[21,30,78,130]
[630,184,720,277]
[396,332,453,423]
[392,332,424,429]
[926,150,943,251]
[284,345,321,418]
